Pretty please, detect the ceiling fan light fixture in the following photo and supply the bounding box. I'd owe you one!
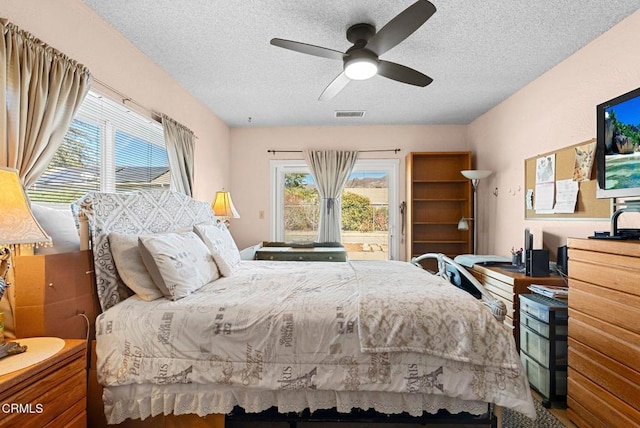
[344,57,378,80]
[271,0,437,100]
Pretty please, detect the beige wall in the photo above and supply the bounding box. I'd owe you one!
[4,1,639,258]
[467,9,640,257]
[232,10,640,257]
[1,0,230,203]
[230,125,468,254]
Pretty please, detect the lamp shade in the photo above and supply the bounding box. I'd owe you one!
[457,218,470,231]
[461,170,492,180]
[212,191,240,219]
[0,167,51,248]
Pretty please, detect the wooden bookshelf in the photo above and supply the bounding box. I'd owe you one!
[406,152,472,270]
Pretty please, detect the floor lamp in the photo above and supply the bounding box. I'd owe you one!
[460,170,492,254]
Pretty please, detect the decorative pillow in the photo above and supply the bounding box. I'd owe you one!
[108,232,163,301]
[138,231,220,300]
[194,223,242,276]
[31,204,80,254]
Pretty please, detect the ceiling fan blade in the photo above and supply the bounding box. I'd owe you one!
[366,0,436,56]
[270,38,345,61]
[318,72,350,101]
[378,60,433,87]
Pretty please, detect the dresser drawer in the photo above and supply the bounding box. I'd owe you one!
[0,344,87,428]
[519,294,568,324]
[520,325,568,367]
[521,352,567,398]
[521,311,567,338]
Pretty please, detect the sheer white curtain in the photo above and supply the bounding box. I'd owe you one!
[304,150,358,243]
[162,114,195,197]
[0,18,91,186]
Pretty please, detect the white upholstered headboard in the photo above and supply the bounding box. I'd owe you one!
[72,190,216,311]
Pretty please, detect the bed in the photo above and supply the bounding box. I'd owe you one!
[72,190,536,427]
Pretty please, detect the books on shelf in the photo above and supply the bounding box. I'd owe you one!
[528,284,569,299]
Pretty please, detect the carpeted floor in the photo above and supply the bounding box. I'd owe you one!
[503,400,565,428]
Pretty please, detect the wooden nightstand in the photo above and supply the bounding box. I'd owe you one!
[0,339,87,427]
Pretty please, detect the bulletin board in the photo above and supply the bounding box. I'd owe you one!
[524,138,611,219]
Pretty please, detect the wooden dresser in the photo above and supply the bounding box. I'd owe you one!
[567,238,640,427]
[0,339,87,427]
[469,264,566,350]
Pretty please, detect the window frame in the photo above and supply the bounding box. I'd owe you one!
[270,158,399,259]
[27,90,169,204]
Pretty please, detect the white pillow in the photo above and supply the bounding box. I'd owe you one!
[138,231,220,300]
[108,232,163,301]
[31,204,80,254]
[194,223,242,276]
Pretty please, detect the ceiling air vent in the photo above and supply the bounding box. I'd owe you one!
[335,110,365,118]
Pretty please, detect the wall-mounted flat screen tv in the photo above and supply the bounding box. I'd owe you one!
[596,86,640,198]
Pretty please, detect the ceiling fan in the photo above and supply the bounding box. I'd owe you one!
[270,0,436,101]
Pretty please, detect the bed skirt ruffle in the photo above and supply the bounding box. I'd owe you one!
[103,384,491,425]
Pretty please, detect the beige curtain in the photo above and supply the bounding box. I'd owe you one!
[304,150,358,243]
[162,114,195,197]
[1,18,92,187]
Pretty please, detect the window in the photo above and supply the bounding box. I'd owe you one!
[27,90,169,204]
[270,159,399,260]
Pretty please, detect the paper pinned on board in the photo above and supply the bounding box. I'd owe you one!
[536,155,556,184]
[526,189,534,210]
[534,154,557,213]
[572,141,596,182]
[535,182,555,213]
[553,179,579,213]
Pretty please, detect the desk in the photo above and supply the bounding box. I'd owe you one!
[469,264,566,351]
[255,246,347,262]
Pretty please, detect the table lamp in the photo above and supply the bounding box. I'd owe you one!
[0,167,51,357]
[212,190,240,227]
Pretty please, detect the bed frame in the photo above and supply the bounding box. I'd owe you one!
[68,197,508,428]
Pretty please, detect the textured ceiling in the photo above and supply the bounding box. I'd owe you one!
[82,0,639,128]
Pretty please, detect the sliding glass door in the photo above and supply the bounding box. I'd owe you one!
[271,159,399,259]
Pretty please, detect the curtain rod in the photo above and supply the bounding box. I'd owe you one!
[92,78,197,138]
[267,148,401,155]
[92,78,161,121]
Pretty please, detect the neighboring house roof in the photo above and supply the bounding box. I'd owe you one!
[36,166,170,185]
[116,166,170,183]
